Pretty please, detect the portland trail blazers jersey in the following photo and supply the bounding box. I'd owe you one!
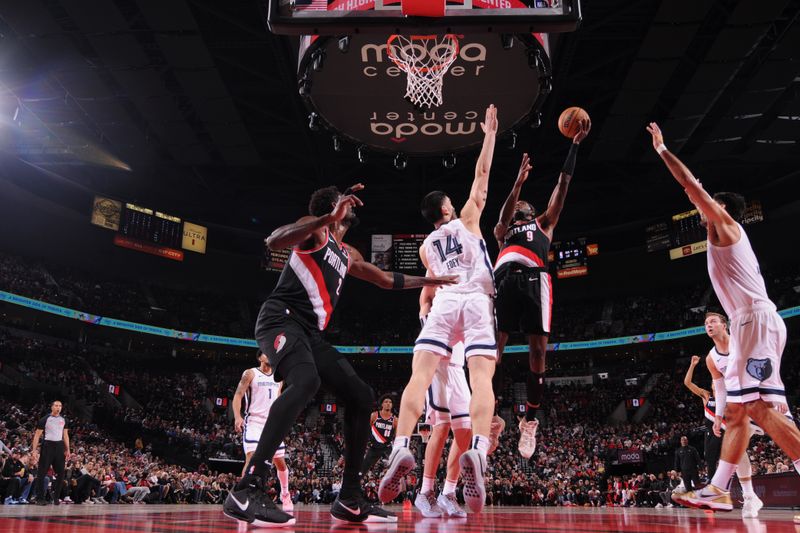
[268,228,350,331]
[244,368,281,424]
[371,413,395,447]
[494,219,551,277]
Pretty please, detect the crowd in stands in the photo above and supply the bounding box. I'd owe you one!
[3,251,799,345]
[2,250,800,508]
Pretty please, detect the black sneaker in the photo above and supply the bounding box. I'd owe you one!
[331,493,397,523]
[223,475,296,528]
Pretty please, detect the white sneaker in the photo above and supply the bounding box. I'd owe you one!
[437,492,466,517]
[378,447,415,503]
[518,418,539,459]
[414,491,442,518]
[742,494,763,518]
[459,449,486,514]
[281,492,294,513]
[655,503,663,508]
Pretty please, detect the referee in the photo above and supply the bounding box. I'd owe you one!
[31,400,70,505]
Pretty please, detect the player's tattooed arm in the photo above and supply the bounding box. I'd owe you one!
[494,153,532,246]
[345,244,457,289]
[265,193,364,251]
[232,369,254,433]
[683,355,710,402]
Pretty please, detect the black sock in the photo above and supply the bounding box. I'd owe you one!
[238,362,320,489]
[525,372,544,421]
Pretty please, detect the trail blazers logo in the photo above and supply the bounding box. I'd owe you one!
[274,333,287,353]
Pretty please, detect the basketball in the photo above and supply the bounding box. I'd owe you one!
[558,107,590,139]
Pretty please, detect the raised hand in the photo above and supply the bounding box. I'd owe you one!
[516,153,532,185]
[329,193,363,223]
[646,122,664,151]
[572,118,591,144]
[481,104,498,135]
[690,355,701,366]
[343,183,365,196]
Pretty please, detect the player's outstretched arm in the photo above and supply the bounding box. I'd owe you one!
[538,119,590,232]
[461,104,498,233]
[232,369,255,433]
[345,244,457,289]
[646,123,737,229]
[265,193,363,251]
[683,356,709,402]
[494,153,532,247]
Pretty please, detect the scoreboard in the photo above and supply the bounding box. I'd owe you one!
[371,234,427,272]
[646,200,764,260]
[553,238,589,279]
[91,196,207,261]
[120,203,182,249]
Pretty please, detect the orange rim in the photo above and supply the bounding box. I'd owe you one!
[386,34,460,74]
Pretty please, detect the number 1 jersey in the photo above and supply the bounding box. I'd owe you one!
[421,219,495,296]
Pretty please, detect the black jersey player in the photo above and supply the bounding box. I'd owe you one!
[224,184,454,527]
[361,395,398,478]
[493,119,590,459]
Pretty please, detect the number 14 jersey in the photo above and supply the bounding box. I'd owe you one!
[421,219,495,296]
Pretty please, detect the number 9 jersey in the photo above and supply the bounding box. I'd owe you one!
[420,219,495,296]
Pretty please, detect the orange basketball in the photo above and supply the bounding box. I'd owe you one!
[558,107,589,139]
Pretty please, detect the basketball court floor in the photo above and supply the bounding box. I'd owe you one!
[0,505,798,533]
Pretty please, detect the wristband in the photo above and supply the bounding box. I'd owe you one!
[562,142,579,176]
[656,144,667,154]
[392,272,404,290]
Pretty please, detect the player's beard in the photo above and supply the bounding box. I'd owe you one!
[344,213,360,228]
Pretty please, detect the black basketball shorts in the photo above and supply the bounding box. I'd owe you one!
[495,267,552,336]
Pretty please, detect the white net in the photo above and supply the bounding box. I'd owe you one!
[387,34,460,109]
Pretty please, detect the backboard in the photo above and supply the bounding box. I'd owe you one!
[268,0,581,35]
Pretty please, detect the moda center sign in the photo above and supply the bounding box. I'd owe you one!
[298,33,550,154]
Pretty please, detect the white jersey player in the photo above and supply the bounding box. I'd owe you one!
[648,122,800,514]
[379,104,500,514]
[233,353,293,512]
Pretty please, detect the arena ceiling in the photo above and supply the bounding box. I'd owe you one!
[0,0,798,242]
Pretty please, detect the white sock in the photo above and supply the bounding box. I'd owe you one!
[277,467,290,496]
[393,436,410,450]
[709,460,736,492]
[793,458,800,476]
[443,479,457,495]
[740,479,754,497]
[471,434,490,457]
[421,476,435,494]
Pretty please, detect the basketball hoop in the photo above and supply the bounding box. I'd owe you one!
[387,34,460,109]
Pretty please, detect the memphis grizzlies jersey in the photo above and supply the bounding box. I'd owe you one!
[421,219,494,296]
[244,368,280,424]
[708,346,729,376]
[707,224,773,316]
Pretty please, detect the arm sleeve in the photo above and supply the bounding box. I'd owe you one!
[36,416,47,430]
[713,377,727,417]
